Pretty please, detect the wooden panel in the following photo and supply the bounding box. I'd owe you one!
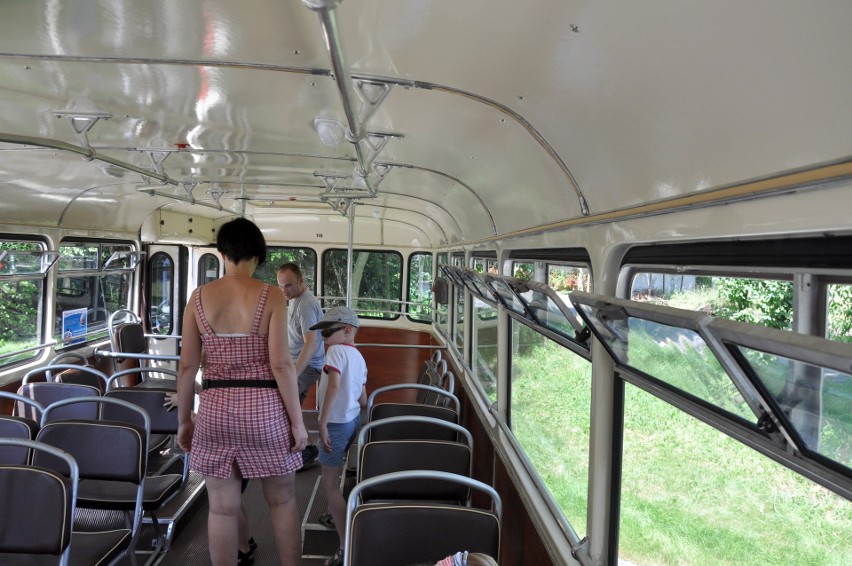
[495,459,557,566]
[301,326,438,408]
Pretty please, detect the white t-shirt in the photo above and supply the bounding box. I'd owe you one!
[318,343,367,423]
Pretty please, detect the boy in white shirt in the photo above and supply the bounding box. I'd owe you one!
[309,306,367,566]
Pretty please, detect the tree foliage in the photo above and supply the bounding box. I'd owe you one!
[709,278,793,330]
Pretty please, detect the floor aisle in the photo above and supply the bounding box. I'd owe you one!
[158,459,332,566]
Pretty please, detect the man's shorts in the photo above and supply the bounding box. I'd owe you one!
[297,366,323,404]
[318,415,359,467]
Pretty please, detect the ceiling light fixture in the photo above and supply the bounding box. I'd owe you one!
[314,117,345,147]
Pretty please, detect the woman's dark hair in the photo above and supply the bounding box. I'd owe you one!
[216,217,267,266]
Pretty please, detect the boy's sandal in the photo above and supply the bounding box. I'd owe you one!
[318,512,335,528]
[324,547,344,566]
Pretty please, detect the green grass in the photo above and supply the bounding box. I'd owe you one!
[509,333,852,566]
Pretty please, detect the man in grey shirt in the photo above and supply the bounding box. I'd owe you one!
[277,262,324,468]
[277,262,325,404]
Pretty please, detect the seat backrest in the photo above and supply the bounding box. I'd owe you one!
[108,309,146,367]
[357,416,473,501]
[46,352,91,382]
[344,471,501,566]
[36,397,149,483]
[0,416,39,465]
[36,418,146,483]
[368,403,458,441]
[16,382,101,423]
[0,438,78,566]
[358,441,472,502]
[368,384,460,441]
[0,392,43,464]
[114,322,147,357]
[107,367,178,390]
[47,353,103,392]
[103,387,178,435]
[23,364,109,387]
[369,383,459,411]
[36,397,154,564]
[416,359,447,403]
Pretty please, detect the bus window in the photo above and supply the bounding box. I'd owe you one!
[630,272,794,331]
[453,280,465,354]
[407,252,432,323]
[322,249,402,319]
[0,239,48,369]
[472,256,498,275]
[255,247,317,291]
[436,253,449,336]
[548,264,591,293]
[196,253,220,286]
[451,254,465,353]
[827,283,852,343]
[513,261,534,281]
[619,383,850,566]
[473,297,498,402]
[56,240,134,345]
[734,345,851,467]
[148,252,173,335]
[510,318,592,537]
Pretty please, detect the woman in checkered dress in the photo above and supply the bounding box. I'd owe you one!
[177,217,308,566]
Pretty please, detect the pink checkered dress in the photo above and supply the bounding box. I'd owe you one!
[190,283,302,478]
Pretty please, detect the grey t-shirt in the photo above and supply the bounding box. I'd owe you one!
[288,290,325,370]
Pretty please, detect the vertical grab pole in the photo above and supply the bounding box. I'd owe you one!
[346,203,355,308]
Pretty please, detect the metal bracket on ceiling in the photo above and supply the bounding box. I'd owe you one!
[139,148,178,177]
[316,173,348,194]
[371,163,394,189]
[351,80,394,131]
[359,131,402,174]
[53,111,112,159]
[207,184,226,208]
[181,181,197,204]
[316,172,377,200]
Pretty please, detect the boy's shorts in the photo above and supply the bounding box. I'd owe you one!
[318,415,359,467]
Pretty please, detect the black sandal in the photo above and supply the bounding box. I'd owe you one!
[318,512,335,529]
[324,547,344,566]
[238,537,257,565]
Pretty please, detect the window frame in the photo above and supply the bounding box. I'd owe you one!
[321,248,404,320]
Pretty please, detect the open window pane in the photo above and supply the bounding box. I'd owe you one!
[735,345,851,469]
[576,302,755,422]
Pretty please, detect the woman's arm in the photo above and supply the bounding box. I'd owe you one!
[269,289,308,452]
[176,293,201,451]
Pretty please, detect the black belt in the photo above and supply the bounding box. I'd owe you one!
[202,379,278,390]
